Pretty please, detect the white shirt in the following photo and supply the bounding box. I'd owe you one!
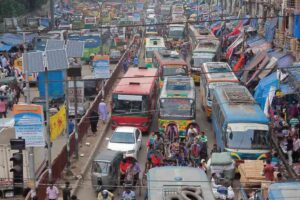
[122,190,135,199]
[46,186,59,199]
[1,56,8,68]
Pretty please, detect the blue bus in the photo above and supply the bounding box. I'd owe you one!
[211,85,270,160]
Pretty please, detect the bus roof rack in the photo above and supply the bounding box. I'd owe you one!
[223,87,255,104]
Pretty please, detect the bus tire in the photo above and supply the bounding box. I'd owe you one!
[165,194,184,200]
[181,186,202,196]
[181,191,203,200]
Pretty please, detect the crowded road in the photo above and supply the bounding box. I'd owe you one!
[75,86,215,199]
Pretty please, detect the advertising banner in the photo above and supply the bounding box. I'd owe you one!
[50,105,67,141]
[13,104,45,147]
[93,55,110,79]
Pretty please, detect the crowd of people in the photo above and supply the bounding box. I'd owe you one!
[144,124,211,170]
[271,91,300,166]
[0,49,25,118]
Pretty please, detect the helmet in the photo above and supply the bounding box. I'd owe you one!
[102,190,108,198]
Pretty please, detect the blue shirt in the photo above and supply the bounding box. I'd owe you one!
[68,121,74,135]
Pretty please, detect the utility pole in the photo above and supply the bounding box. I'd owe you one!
[50,0,55,29]
[64,70,71,173]
[100,1,105,55]
[45,67,52,181]
[23,33,36,199]
[74,76,79,160]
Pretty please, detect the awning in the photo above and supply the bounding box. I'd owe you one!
[0,43,12,51]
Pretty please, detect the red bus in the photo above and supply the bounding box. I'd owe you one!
[111,67,158,132]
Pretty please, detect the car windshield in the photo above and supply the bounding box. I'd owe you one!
[93,161,110,174]
[162,66,187,78]
[110,132,135,144]
[226,129,270,149]
[160,98,194,118]
[112,94,148,115]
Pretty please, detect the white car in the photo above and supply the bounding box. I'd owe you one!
[106,127,142,158]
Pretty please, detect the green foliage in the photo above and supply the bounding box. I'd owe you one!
[0,0,48,20]
[0,0,26,19]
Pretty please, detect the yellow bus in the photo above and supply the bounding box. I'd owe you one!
[145,37,166,68]
[199,62,239,118]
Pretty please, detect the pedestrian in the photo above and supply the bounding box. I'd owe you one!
[287,136,294,165]
[62,181,72,200]
[46,181,59,200]
[293,135,300,162]
[133,55,139,67]
[90,110,99,135]
[0,98,7,118]
[122,59,128,73]
[97,189,114,200]
[98,99,108,123]
[263,159,275,181]
[68,119,75,135]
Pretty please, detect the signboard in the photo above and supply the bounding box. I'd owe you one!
[68,81,84,107]
[136,3,144,11]
[132,13,141,22]
[118,95,142,101]
[13,104,45,147]
[93,56,110,79]
[84,17,97,25]
[50,105,66,141]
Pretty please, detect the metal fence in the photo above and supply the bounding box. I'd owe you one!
[25,35,137,200]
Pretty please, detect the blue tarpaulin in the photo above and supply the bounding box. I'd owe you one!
[268,50,295,68]
[264,17,278,42]
[254,72,294,109]
[294,12,300,39]
[0,33,37,46]
[0,43,12,51]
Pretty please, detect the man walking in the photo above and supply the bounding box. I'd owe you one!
[62,181,72,200]
[46,181,59,200]
[98,99,108,123]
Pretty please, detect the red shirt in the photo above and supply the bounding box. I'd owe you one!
[120,161,130,173]
[263,164,275,181]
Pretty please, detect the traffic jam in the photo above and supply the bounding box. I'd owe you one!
[1,0,300,200]
[93,0,300,200]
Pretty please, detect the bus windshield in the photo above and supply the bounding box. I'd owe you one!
[169,28,184,39]
[226,129,270,150]
[112,94,148,115]
[160,98,194,118]
[162,66,187,78]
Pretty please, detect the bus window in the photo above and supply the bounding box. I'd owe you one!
[162,66,187,77]
[160,99,194,118]
[226,129,270,150]
[112,94,148,114]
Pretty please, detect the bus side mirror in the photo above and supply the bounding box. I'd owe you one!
[229,132,233,140]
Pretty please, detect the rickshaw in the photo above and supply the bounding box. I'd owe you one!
[117,156,142,197]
